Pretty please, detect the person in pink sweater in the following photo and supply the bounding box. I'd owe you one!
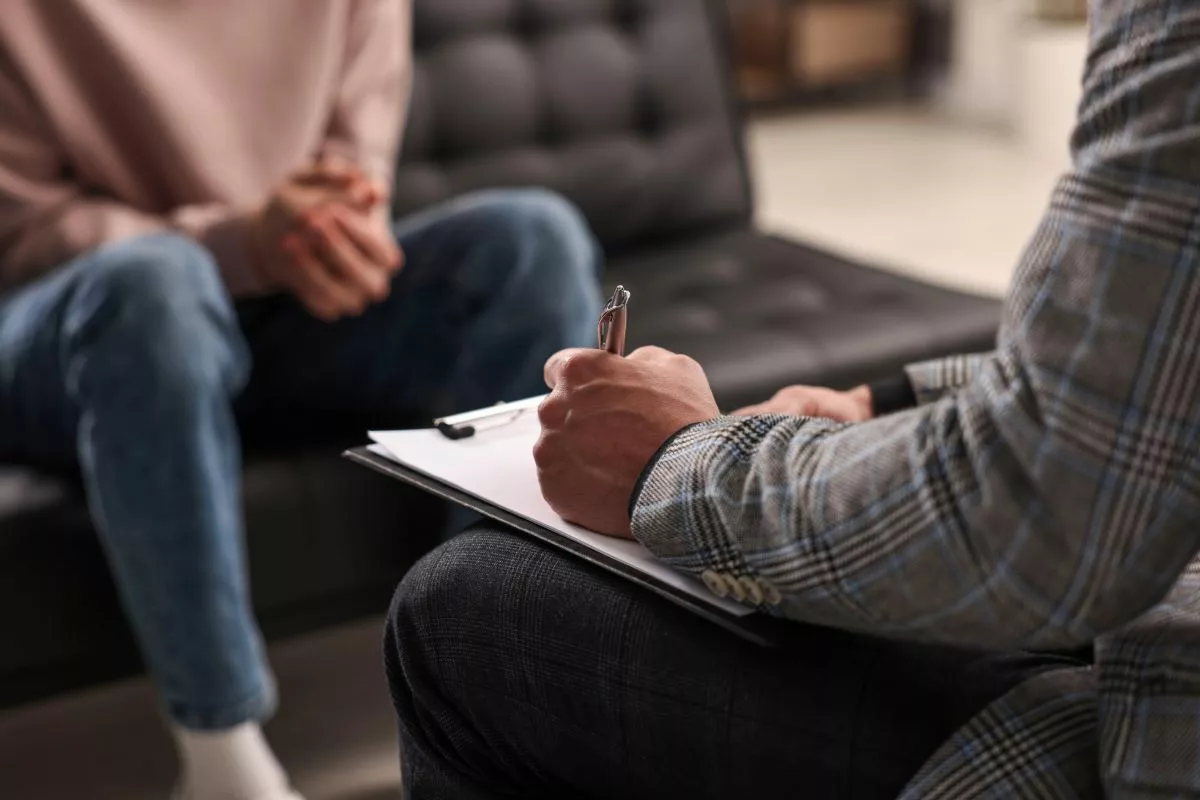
[0,2,601,798]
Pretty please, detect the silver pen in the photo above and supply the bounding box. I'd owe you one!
[597,285,630,356]
[435,285,632,439]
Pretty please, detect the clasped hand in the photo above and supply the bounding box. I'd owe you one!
[535,346,873,539]
[251,159,403,321]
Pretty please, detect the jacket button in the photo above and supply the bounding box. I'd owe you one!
[740,576,764,605]
[761,580,782,606]
[701,570,728,598]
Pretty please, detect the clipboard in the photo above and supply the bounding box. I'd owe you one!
[344,444,780,648]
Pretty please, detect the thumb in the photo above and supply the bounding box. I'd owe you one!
[295,156,367,191]
[731,403,767,417]
[626,345,677,362]
[296,160,384,210]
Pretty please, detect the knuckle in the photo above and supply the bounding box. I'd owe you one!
[311,302,338,322]
[342,292,368,316]
[537,395,564,428]
[631,345,668,360]
[559,352,596,384]
[300,207,325,228]
[532,431,557,466]
[368,274,390,300]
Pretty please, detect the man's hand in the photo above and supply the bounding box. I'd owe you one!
[251,160,403,321]
[535,346,721,538]
[732,385,873,422]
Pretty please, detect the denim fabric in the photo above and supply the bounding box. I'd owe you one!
[385,527,1085,800]
[0,188,602,730]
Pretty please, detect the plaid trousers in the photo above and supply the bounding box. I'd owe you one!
[385,528,1085,799]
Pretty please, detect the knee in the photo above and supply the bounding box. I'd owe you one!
[79,233,229,317]
[504,188,600,281]
[385,529,541,784]
[64,233,248,392]
[474,189,602,315]
[498,188,595,257]
[389,529,508,643]
[386,528,526,682]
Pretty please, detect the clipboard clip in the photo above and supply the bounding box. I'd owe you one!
[434,395,546,441]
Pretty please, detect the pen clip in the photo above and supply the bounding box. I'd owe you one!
[597,285,631,355]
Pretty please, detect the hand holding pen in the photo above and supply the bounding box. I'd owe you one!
[535,286,721,539]
[435,286,634,440]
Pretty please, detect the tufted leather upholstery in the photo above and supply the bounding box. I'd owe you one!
[0,0,1000,709]
[392,0,999,407]
[393,0,753,252]
[610,231,998,409]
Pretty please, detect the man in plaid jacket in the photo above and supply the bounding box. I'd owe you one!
[384,0,1200,796]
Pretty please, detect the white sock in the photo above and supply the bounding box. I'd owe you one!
[173,722,302,800]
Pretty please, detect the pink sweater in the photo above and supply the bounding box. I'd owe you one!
[0,0,410,296]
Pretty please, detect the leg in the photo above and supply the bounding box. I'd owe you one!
[236,188,603,441]
[385,527,1081,800]
[0,234,270,729]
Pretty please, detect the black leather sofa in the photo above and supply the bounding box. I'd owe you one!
[0,0,1000,711]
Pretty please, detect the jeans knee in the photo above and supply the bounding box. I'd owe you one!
[509,189,598,273]
[504,191,605,340]
[64,233,249,393]
[473,189,600,300]
[503,188,593,250]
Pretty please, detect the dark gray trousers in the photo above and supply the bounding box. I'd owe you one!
[384,527,1084,799]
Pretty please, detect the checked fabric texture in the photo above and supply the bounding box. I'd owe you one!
[632,0,1200,796]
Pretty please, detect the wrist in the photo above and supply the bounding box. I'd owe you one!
[848,384,874,420]
[865,375,917,417]
[628,420,708,520]
[243,208,278,289]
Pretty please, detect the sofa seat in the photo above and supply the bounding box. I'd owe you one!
[610,228,1000,410]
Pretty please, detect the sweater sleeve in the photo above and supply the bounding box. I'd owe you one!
[317,0,412,193]
[0,56,267,295]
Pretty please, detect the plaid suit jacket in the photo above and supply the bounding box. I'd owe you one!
[631,1,1200,795]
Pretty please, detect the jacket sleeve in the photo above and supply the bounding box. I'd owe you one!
[632,0,1200,652]
[903,352,994,405]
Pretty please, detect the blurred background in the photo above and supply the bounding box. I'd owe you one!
[0,1,1089,798]
[735,0,1086,296]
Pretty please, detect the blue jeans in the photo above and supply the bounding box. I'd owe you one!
[0,189,602,730]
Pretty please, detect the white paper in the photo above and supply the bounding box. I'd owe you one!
[368,416,751,617]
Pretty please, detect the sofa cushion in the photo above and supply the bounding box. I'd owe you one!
[609,229,1002,410]
[393,0,752,254]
